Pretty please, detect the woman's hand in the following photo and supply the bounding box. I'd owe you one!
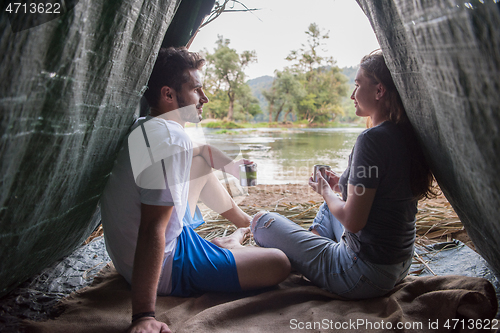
[309,171,333,197]
[325,169,342,193]
[127,317,171,333]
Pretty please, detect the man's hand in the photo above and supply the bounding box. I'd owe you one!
[127,317,171,333]
[225,158,253,180]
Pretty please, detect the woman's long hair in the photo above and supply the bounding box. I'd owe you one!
[360,50,437,200]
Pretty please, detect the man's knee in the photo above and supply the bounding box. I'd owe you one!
[266,248,291,283]
[190,155,212,181]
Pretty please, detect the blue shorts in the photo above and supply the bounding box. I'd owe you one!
[169,206,241,297]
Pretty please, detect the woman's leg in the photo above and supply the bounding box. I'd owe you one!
[251,211,356,293]
[251,211,413,299]
[309,202,344,242]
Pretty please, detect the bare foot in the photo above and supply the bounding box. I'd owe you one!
[212,227,251,249]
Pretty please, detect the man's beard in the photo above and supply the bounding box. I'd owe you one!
[178,95,202,123]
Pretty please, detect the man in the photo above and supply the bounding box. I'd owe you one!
[100,47,291,333]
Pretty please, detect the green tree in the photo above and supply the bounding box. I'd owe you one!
[262,86,277,123]
[204,36,257,120]
[264,70,305,123]
[203,89,229,119]
[233,84,262,121]
[283,23,349,123]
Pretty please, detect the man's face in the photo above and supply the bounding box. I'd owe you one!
[176,69,209,123]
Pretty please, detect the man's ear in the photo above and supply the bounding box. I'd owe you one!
[160,86,176,104]
[375,83,386,100]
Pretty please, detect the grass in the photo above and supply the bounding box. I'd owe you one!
[194,190,465,277]
[202,120,364,130]
[203,120,243,129]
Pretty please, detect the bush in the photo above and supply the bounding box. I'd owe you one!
[203,120,243,129]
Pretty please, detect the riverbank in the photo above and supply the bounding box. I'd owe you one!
[186,119,365,130]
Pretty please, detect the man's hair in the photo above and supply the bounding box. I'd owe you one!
[144,47,205,108]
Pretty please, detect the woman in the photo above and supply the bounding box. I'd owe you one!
[251,50,435,299]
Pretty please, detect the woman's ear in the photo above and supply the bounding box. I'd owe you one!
[375,83,386,100]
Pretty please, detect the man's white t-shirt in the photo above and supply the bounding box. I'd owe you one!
[100,116,192,293]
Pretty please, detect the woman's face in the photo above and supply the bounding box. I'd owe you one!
[351,68,379,118]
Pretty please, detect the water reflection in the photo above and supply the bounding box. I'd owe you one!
[186,127,364,185]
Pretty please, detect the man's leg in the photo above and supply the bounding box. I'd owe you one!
[189,156,290,289]
[211,227,291,290]
[189,156,250,227]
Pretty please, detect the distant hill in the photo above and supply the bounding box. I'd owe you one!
[342,65,358,86]
[247,75,274,90]
[340,66,359,122]
[247,75,274,121]
[247,75,274,105]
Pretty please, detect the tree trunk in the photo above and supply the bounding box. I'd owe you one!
[227,91,234,121]
[268,101,274,123]
[283,107,292,123]
[274,103,284,123]
[227,100,234,121]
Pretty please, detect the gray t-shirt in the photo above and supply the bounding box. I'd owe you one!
[339,121,417,265]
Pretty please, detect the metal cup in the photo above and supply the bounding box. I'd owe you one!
[313,164,331,182]
[240,163,257,186]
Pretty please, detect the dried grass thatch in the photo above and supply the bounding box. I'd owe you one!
[85,193,464,277]
[196,195,464,276]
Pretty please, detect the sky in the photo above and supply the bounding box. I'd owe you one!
[190,0,380,80]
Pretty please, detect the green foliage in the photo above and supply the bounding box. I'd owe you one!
[203,36,258,121]
[269,69,306,122]
[233,83,262,121]
[201,25,359,126]
[215,129,236,134]
[336,66,365,124]
[246,75,274,122]
[262,23,350,124]
[203,120,243,129]
[203,89,229,119]
[342,65,358,86]
[239,122,273,128]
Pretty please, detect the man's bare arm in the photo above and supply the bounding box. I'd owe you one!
[128,204,173,333]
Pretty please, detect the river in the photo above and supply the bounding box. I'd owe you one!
[185,126,365,185]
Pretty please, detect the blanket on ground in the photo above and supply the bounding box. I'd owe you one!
[23,264,497,333]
